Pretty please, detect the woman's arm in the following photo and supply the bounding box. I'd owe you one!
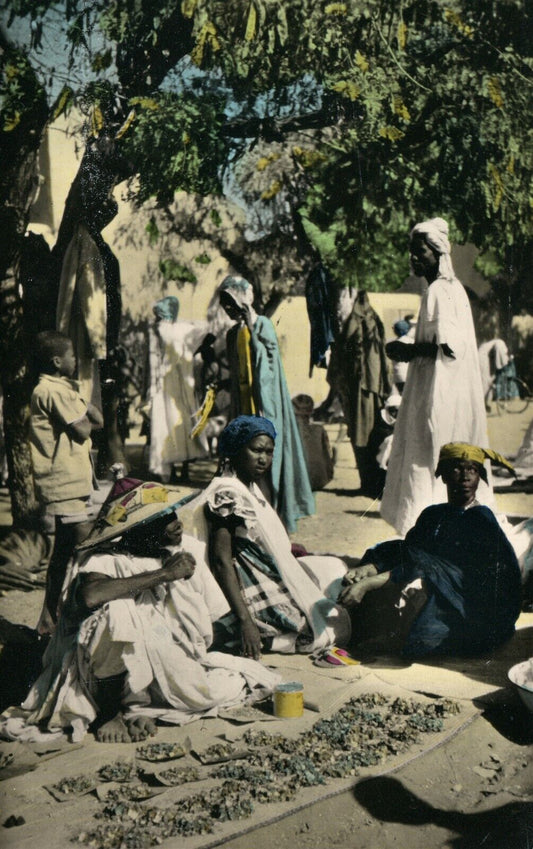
[79,551,196,610]
[211,525,262,659]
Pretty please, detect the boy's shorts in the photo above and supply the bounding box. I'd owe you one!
[41,497,92,534]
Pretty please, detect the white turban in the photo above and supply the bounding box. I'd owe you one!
[410,217,456,282]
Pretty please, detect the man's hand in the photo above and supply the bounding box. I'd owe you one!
[338,578,374,607]
[343,564,379,585]
[161,551,196,582]
[338,569,391,608]
[240,302,255,331]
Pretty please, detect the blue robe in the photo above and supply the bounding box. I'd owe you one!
[360,504,522,658]
[252,316,315,533]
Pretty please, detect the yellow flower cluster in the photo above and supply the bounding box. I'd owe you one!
[393,96,410,122]
[325,3,347,15]
[444,9,474,38]
[488,162,503,211]
[397,21,407,50]
[191,21,221,66]
[181,0,198,19]
[378,126,405,141]
[331,80,361,101]
[292,146,327,168]
[256,152,281,171]
[130,97,160,111]
[487,77,504,109]
[355,50,369,72]
[261,180,282,200]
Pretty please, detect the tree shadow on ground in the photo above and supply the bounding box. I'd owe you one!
[474,689,533,745]
[344,509,383,519]
[352,775,533,849]
[324,487,363,497]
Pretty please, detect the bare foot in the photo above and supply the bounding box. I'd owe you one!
[127,716,157,741]
[96,714,131,743]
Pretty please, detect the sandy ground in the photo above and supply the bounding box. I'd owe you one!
[0,409,532,848]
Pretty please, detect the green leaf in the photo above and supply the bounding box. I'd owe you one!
[159,259,197,283]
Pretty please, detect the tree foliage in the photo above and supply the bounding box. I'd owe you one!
[1,0,532,292]
[0,0,531,524]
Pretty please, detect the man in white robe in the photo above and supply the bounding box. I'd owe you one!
[0,479,279,744]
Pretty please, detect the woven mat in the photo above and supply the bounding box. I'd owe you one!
[0,663,478,849]
[4,615,531,849]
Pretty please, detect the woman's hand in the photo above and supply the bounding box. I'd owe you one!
[240,618,263,660]
[160,551,196,582]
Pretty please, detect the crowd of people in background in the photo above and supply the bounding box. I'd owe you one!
[0,215,531,745]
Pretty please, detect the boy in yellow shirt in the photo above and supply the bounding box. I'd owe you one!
[30,331,103,633]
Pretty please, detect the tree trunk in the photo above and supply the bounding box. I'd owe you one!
[0,272,40,527]
[0,73,48,525]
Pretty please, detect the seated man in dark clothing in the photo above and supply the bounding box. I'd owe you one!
[339,443,522,658]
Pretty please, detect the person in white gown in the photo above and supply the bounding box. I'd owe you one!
[380,217,491,536]
[146,295,208,483]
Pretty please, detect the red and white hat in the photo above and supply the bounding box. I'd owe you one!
[77,477,193,549]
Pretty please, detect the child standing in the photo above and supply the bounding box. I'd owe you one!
[30,331,103,634]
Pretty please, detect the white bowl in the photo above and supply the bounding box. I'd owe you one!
[508,658,533,713]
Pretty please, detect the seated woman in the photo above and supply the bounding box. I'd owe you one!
[339,443,522,658]
[1,478,280,744]
[181,415,351,659]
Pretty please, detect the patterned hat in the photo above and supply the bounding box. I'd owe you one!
[77,477,193,549]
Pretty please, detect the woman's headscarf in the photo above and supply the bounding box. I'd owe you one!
[153,296,179,323]
[219,275,255,309]
[410,217,456,282]
[218,415,277,457]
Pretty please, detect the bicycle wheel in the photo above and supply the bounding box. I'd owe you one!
[496,377,531,414]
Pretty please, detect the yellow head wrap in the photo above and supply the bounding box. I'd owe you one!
[435,442,515,482]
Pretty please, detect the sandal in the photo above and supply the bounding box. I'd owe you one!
[312,647,361,667]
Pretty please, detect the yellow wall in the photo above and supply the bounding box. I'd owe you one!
[29,116,420,406]
[270,293,421,404]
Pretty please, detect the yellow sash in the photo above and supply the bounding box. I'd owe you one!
[190,385,217,439]
[236,324,256,414]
